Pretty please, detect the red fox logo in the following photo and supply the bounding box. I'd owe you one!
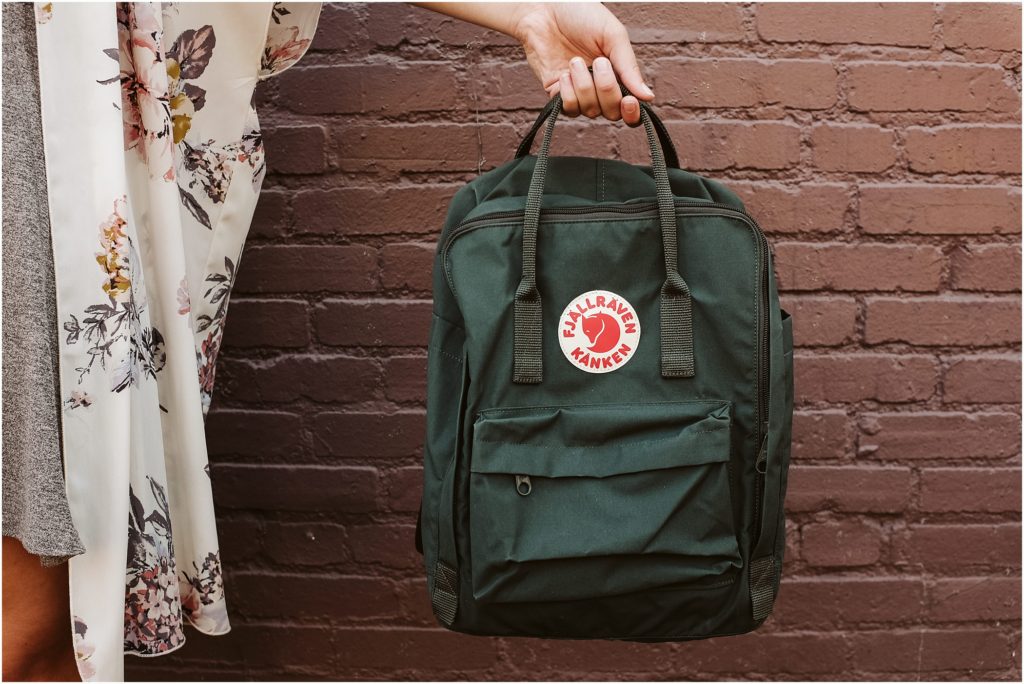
[581,313,621,353]
[559,289,641,374]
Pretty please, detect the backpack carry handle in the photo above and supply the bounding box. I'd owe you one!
[512,94,695,384]
[514,86,682,170]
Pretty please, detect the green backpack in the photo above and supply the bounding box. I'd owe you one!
[417,94,794,641]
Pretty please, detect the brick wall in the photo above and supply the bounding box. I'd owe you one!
[128,2,1022,680]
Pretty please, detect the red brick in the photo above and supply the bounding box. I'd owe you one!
[213,464,380,512]
[654,58,837,109]
[865,296,1021,346]
[205,409,305,461]
[218,355,381,404]
[732,182,850,234]
[394,578,436,627]
[847,62,1018,112]
[292,185,455,236]
[333,627,500,672]
[310,2,367,51]
[919,468,1022,512]
[775,243,943,292]
[757,3,936,46]
[802,519,884,567]
[928,577,1022,622]
[942,3,1023,51]
[859,411,1020,460]
[264,125,328,175]
[850,629,1015,672]
[221,299,310,349]
[347,524,419,570]
[680,632,849,675]
[658,121,801,170]
[472,62,549,111]
[793,410,854,460]
[787,466,912,512]
[249,189,291,239]
[950,244,1021,292]
[231,573,400,621]
[382,355,427,404]
[313,410,425,460]
[611,2,746,43]
[125,663,248,680]
[900,524,1021,570]
[509,638,672,674]
[135,624,335,675]
[334,123,520,173]
[383,466,423,513]
[775,577,924,627]
[380,243,434,292]
[779,295,859,346]
[316,299,432,347]
[279,64,459,115]
[943,354,1022,404]
[234,245,378,294]
[215,518,263,565]
[367,2,516,48]
[263,522,348,567]
[906,125,1022,174]
[551,120,628,161]
[795,353,938,403]
[811,124,898,172]
[783,518,800,571]
[859,184,1022,235]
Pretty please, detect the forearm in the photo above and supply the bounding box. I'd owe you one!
[410,2,536,40]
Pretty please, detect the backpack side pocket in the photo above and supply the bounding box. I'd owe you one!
[750,308,794,620]
[421,313,468,626]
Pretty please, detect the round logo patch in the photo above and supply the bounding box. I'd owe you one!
[558,289,641,374]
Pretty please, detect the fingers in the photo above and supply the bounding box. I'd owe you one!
[568,57,601,119]
[591,57,623,122]
[559,73,580,116]
[554,55,647,125]
[606,27,654,101]
[620,95,641,127]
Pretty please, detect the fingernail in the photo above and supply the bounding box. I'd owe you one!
[623,99,637,113]
[571,57,586,69]
[594,57,611,73]
[642,82,655,97]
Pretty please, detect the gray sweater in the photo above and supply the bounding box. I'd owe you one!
[2,1,85,565]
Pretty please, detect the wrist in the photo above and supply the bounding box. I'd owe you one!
[509,3,553,44]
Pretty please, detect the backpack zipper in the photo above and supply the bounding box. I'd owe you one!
[443,200,772,547]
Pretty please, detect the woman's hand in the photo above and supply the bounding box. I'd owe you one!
[512,3,653,125]
[413,2,652,125]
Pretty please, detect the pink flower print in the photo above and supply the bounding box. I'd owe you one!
[260,25,312,76]
[113,3,173,176]
[177,277,191,316]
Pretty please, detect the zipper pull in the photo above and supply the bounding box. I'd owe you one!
[755,433,768,475]
[515,475,532,496]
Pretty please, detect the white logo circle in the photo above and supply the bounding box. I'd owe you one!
[558,289,642,374]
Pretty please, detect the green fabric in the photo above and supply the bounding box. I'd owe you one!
[514,95,694,383]
[419,102,794,641]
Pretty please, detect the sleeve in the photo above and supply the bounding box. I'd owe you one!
[258,2,322,80]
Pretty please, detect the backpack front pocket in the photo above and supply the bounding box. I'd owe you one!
[469,401,742,603]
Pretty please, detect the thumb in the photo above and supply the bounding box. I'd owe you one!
[607,31,654,101]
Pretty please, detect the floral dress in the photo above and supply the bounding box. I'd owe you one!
[32,2,320,680]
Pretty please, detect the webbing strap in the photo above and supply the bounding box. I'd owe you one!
[514,91,682,170]
[749,555,777,621]
[512,100,559,384]
[431,560,459,626]
[512,94,695,384]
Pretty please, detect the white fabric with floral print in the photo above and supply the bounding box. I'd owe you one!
[33,3,320,680]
